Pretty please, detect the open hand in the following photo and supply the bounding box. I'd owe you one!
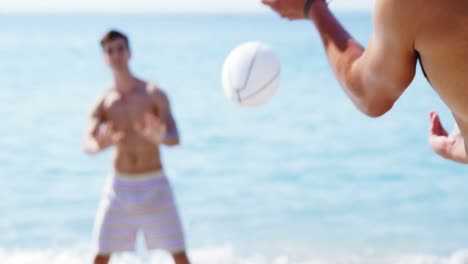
[96,122,126,149]
[134,113,167,145]
[429,111,456,157]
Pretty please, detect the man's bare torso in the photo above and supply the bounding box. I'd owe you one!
[412,0,468,143]
[100,79,163,174]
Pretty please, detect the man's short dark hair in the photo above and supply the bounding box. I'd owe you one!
[100,30,130,49]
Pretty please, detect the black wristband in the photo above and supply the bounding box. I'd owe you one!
[303,0,315,18]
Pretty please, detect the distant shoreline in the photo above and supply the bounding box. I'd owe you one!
[0,10,372,16]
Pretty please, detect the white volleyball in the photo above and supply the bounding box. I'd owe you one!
[222,42,281,107]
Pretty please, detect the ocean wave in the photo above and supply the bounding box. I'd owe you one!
[1,246,468,264]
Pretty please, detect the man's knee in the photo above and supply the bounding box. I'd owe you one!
[94,254,110,264]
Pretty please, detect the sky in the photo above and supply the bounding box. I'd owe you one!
[0,0,376,13]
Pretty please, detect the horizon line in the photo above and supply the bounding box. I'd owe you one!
[0,10,372,15]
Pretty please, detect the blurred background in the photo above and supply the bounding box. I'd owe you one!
[1,1,467,263]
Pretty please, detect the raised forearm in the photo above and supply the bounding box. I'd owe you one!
[308,2,368,110]
[83,134,112,154]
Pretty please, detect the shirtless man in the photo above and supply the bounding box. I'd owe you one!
[83,30,190,264]
[262,0,468,162]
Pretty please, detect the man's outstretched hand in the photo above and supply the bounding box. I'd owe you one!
[429,111,468,164]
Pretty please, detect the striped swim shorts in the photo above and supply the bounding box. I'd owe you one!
[92,170,186,254]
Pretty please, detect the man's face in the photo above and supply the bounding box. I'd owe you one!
[103,38,131,70]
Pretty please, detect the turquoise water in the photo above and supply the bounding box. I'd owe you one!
[0,13,467,263]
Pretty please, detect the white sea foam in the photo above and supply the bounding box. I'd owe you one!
[1,246,468,264]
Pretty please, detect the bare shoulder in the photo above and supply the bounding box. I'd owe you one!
[373,0,424,34]
[89,88,113,117]
[145,82,170,104]
[375,0,423,14]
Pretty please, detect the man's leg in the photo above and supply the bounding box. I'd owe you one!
[93,254,111,264]
[172,251,190,264]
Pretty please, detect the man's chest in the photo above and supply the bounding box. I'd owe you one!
[103,94,158,126]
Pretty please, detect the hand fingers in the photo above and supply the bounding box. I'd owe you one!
[96,123,109,141]
[136,121,154,138]
[106,123,116,139]
[429,135,450,155]
[101,122,112,135]
[144,113,157,127]
[105,122,124,143]
[105,122,113,131]
[429,111,436,130]
[149,115,160,128]
[429,111,439,132]
[145,113,164,130]
[113,132,126,142]
[429,111,448,137]
[144,113,156,122]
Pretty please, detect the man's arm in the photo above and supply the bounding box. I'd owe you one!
[83,118,102,155]
[429,112,468,164]
[83,96,124,154]
[263,0,419,117]
[153,88,180,146]
[83,97,105,154]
